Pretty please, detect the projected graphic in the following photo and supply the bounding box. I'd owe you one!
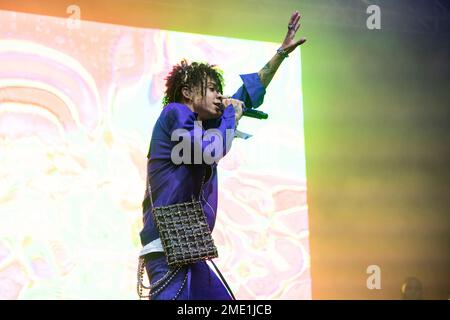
[0,10,310,299]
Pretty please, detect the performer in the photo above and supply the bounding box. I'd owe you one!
[138,11,306,300]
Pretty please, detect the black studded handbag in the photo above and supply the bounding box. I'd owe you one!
[147,166,218,267]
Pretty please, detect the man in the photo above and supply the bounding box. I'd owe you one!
[138,11,306,300]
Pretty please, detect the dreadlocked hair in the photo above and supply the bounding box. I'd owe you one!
[162,59,224,107]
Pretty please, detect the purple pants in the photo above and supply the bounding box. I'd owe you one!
[145,253,233,300]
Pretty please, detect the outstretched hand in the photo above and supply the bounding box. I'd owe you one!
[280,11,307,54]
[256,11,307,88]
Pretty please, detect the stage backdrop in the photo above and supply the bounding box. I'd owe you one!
[0,9,310,299]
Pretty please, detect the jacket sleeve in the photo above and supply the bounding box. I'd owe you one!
[231,73,266,109]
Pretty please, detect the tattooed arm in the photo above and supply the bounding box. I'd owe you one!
[258,52,285,89]
[258,11,307,88]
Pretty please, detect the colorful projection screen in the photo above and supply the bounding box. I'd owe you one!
[0,10,310,299]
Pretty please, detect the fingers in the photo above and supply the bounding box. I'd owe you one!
[222,98,245,111]
[234,103,244,122]
[296,37,307,46]
[288,11,301,36]
[294,12,301,27]
[222,98,244,121]
[221,98,230,106]
[289,11,299,25]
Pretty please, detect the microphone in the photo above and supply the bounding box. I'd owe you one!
[242,108,268,120]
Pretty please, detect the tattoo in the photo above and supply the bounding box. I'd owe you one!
[259,62,275,88]
[258,54,283,88]
[261,61,271,73]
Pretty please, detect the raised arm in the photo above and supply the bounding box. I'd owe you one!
[258,11,307,88]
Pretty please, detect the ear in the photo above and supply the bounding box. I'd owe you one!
[181,86,192,101]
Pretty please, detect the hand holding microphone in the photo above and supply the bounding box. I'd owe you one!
[220,97,244,123]
[220,97,268,122]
